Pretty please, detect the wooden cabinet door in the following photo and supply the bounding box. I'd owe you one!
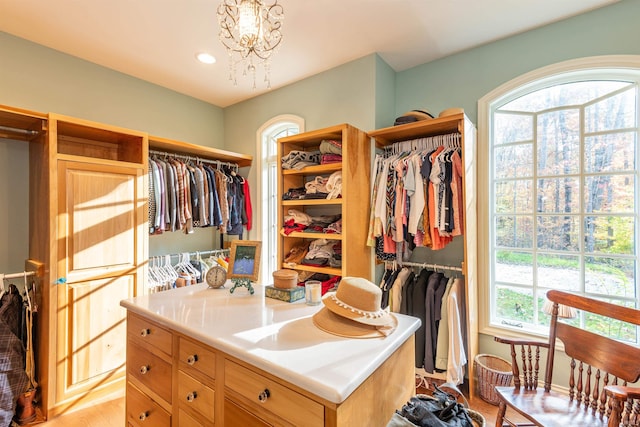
[56,159,145,403]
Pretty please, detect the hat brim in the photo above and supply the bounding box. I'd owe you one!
[401,110,434,121]
[312,307,397,339]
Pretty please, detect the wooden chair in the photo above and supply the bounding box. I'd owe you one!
[493,289,640,427]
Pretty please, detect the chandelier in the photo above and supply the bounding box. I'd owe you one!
[217,0,284,89]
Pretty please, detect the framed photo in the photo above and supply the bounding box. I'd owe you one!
[228,240,262,282]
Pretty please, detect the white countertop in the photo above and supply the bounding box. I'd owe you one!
[120,282,420,404]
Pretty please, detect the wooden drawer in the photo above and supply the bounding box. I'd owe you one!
[127,341,172,404]
[179,337,216,380]
[179,408,207,427]
[224,360,324,427]
[128,313,172,357]
[224,398,271,427]
[178,370,215,420]
[126,382,171,427]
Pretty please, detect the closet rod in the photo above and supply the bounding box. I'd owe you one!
[1,270,36,280]
[149,149,239,170]
[400,260,463,273]
[382,131,461,156]
[0,125,39,137]
[151,248,230,261]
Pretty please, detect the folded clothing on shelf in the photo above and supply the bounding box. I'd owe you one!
[326,171,342,199]
[319,139,342,156]
[281,150,321,170]
[305,176,329,194]
[283,241,311,267]
[298,274,341,296]
[283,186,306,200]
[301,239,342,268]
[321,153,342,164]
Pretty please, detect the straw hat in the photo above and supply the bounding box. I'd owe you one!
[438,107,464,118]
[312,277,397,338]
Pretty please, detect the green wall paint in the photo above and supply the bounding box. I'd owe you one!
[0,32,224,147]
[0,0,637,360]
[0,31,227,268]
[396,0,640,123]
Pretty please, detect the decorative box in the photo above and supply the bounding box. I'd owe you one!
[265,285,305,303]
[272,269,299,289]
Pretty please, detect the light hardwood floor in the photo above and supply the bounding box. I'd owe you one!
[25,389,501,427]
[23,397,125,427]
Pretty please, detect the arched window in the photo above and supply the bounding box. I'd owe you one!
[478,56,640,342]
[256,115,304,284]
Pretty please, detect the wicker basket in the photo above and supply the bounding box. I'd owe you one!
[474,354,513,405]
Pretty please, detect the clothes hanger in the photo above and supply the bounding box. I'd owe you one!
[23,271,33,313]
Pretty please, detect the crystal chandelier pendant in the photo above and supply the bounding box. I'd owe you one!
[217,0,284,89]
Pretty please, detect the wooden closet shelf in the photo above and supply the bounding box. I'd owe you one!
[282,163,341,175]
[283,264,342,276]
[149,135,253,167]
[281,199,343,207]
[280,231,343,240]
[368,113,465,146]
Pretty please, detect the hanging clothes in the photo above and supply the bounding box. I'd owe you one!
[367,133,464,261]
[148,154,252,237]
[0,281,28,427]
[388,263,467,385]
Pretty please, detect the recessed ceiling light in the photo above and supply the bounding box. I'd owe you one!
[196,52,216,64]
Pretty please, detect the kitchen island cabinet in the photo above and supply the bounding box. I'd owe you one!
[121,283,420,426]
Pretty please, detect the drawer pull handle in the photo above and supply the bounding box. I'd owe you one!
[186,354,198,365]
[186,391,198,402]
[258,389,270,403]
[139,411,149,421]
[140,328,151,337]
[140,365,150,375]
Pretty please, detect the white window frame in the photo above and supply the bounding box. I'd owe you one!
[256,115,304,284]
[478,55,640,338]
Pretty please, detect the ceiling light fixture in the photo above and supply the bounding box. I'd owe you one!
[217,0,284,89]
[196,52,217,64]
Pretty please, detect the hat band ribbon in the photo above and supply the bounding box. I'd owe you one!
[329,294,386,319]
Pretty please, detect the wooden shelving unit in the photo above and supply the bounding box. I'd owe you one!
[277,123,372,280]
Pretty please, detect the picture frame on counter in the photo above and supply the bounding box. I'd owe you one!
[228,240,262,282]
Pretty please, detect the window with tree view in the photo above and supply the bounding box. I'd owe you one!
[490,72,639,343]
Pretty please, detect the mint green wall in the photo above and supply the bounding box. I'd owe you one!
[390,0,640,360]
[222,54,380,240]
[396,0,640,124]
[223,54,378,144]
[0,0,636,300]
[374,55,396,129]
[0,31,226,272]
[0,32,224,146]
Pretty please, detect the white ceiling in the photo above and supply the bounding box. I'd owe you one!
[0,0,619,108]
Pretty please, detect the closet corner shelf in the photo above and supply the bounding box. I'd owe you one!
[149,135,253,167]
[282,199,343,207]
[278,123,347,147]
[0,105,47,141]
[368,113,465,146]
[283,264,342,276]
[283,163,342,176]
[280,230,343,240]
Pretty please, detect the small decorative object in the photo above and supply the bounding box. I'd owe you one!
[272,269,298,289]
[265,285,305,303]
[304,280,322,306]
[227,240,261,295]
[206,265,228,289]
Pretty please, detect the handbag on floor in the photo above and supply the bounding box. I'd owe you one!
[389,384,485,427]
